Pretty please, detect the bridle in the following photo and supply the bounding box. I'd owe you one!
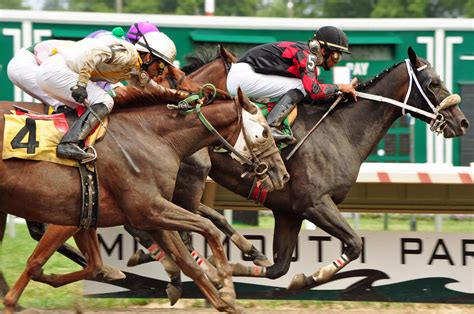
[355,59,457,134]
[170,96,279,180]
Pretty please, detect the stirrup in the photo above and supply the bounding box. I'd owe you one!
[80,146,97,164]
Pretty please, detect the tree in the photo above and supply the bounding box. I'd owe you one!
[322,0,374,18]
[0,0,29,9]
[467,0,474,17]
[43,0,68,11]
[214,0,259,16]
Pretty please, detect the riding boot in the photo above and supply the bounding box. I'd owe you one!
[267,89,304,144]
[57,103,109,161]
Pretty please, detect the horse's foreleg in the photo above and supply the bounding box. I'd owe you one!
[3,225,78,312]
[148,229,234,312]
[124,224,182,305]
[288,195,362,291]
[128,199,235,312]
[197,203,272,267]
[230,213,302,279]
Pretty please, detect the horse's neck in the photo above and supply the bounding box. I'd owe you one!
[175,101,239,158]
[336,65,407,161]
[189,61,227,90]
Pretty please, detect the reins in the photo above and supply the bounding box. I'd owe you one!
[173,96,269,175]
[286,59,456,161]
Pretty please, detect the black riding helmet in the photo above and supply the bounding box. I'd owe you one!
[314,26,351,54]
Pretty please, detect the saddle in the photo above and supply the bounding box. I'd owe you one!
[252,100,297,149]
[3,105,106,166]
[2,105,106,228]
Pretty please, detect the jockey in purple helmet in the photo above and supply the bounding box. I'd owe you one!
[126,22,160,44]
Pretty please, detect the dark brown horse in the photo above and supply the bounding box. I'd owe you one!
[135,46,470,293]
[0,82,289,313]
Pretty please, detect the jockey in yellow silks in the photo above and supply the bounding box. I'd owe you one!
[36,31,177,161]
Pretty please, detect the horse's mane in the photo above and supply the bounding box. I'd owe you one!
[113,85,183,110]
[181,48,221,75]
[357,61,404,91]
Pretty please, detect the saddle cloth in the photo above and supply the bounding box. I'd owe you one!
[2,109,106,167]
[256,101,297,139]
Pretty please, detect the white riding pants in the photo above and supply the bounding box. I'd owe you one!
[37,54,114,111]
[226,62,306,99]
[7,48,62,107]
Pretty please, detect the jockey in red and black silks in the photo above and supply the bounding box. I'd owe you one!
[226,26,356,144]
[238,41,338,101]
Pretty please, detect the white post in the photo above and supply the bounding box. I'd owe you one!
[205,0,215,16]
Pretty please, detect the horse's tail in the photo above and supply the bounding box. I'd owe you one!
[0,211,10,296]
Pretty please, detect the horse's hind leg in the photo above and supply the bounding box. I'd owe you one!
[288,194,362,291]
[197,203,272,267]
[3,225,78,313]
[0,211,10,298]
[26,220,88,267]
[148,229,234,312]
[33,228,107,287]
[230,212,302,279]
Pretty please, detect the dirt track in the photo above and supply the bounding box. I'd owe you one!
[16,301,474,314]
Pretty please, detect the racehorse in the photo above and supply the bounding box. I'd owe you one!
[0,81,289,313]
[135,46,469,293]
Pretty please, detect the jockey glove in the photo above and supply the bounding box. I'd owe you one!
[71,84,88,104]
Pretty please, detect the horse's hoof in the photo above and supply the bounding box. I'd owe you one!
[219,289,236,312]
[287,273,307,291]
[253,255,273,267]
[100,265,126,281]
[207,254,217,267]
[127,249,146,267]
[166,283,182,306]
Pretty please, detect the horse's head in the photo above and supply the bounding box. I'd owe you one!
[232,88,290,191]
[153,63,202,93]
[406,47,469,137]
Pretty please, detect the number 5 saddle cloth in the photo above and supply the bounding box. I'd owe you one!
[2,108,105,167]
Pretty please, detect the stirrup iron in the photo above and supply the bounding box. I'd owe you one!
[80,146,97,164]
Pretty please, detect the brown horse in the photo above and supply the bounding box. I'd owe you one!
[130,46,470,295]
[0,81,289,313]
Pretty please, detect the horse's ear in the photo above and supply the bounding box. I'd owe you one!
[218,43,224,56]
[408,46,417,65]
[237,87,257,114]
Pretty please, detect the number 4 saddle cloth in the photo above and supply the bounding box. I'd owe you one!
[2,107,106,167]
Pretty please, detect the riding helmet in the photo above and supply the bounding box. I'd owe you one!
[135,32,176,65]
[314,26,351,54]
[127,22,160,44]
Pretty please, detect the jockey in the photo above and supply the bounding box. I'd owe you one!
[36,31,176,161]
[6,22,159,112]
[6,40,75,110]
[226,26,357,143]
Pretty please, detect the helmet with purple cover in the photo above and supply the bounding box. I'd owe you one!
[126,22,159,44]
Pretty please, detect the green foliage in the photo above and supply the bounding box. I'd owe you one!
[68,0,115,12]
[214,0,260,16]
[43,0,68,11]
[0,0,29,10]
[468,0,474,17]
[38,0,472,17]
[322,0,374,18]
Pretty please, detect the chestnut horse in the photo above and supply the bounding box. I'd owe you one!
[0,82,289,313]
[131,46,470,294]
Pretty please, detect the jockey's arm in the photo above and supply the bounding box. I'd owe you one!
[76,46,114,87]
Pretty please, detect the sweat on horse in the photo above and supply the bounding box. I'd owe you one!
[0,81,289,313]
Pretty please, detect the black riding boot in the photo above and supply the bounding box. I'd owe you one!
[267,89,304,144]
[57,103,109,161]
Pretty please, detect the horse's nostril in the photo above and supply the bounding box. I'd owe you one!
[461,119,470,129]
[282,173,290,183]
